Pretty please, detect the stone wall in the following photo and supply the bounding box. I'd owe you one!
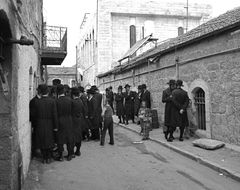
[98,27,240,145]
[0,0,43,189]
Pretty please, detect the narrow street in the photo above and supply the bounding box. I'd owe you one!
[23,125,240,190]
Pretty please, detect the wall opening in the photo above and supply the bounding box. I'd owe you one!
[194,87,206,130]
[52,78,61,86]
[129,25,136,48]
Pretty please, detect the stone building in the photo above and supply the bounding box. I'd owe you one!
[47,66,81,87]
[76,0,212,86]
[98,7,240,146]
[0,0,67,189]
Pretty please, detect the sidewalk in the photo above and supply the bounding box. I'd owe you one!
[113,116,240,182]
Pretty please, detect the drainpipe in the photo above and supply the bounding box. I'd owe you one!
[175,56,179,80]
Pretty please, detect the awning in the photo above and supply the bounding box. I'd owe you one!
[118,34,158,63]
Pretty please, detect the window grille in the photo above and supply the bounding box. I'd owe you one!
[194,88,206,130]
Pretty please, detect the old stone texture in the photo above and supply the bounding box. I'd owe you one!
[0,0,43,189]
[99,22,240,145]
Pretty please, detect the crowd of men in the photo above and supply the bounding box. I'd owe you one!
[30,80,191,164]
[106,83,151,125]
[30,84,113,164]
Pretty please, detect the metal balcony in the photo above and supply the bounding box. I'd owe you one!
[41,25,67,65]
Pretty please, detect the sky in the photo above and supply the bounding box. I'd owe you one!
[43,0,240,67]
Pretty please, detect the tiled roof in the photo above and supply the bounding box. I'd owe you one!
[47,67,76,75]
[98,6,240,78]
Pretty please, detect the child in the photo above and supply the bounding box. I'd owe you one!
[100,98,114,146]
[138,101,152,140]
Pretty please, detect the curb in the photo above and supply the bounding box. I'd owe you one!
[115,122,240,182]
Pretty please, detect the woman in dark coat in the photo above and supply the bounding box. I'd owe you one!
[56,84,74,161]
[134,85,143,117]
[115,85,124,123]
[34,84,58,163]
[71,87,84,156]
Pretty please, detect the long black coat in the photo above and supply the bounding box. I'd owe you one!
[162,87,174,127]
[56,96,74,144]
[71,98,85,142]
[115,92,124,117]
[80,94,89,131]
[141,90,151,108]
[34,96,58,149]
[171,88,189,128]
[87,96,98,129]
[134,92,142,116]
[123,91,135,118]
[94,93,103,123]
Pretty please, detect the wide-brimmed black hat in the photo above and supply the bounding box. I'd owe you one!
[118,85,123,90]
[124,84,130,88]
[137,85,142,90]
[78,86,85,93]
[109,86,112,90]
[90,85,98,92]
[105,88,109,92]
[167,79,176,85]
[87,88,95,95]
[57,84,65,94]
[176,79,184,87]
[71,87,80,96]
[38,84,49,95]
[142,84,147,89]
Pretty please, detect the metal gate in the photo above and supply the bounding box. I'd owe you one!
[194,88,206,130]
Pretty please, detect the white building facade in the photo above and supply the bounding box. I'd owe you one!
[77,0,212,86]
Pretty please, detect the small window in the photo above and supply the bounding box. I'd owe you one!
[129,25,136,48]
[178,27,184,36]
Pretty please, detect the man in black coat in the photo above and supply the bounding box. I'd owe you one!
[108,86,114,112]
[29,86,41,158]
[71,87,85,156]
[115,85,124,123]
[141,84,151,109]
[162,79,176,141]
[123,84,135,125]
[171,80,189,141]
[79,86,90,140]
[56,84,74,161]
[90,85,103,140]
[34,84,58,164]
[87,88,99,140]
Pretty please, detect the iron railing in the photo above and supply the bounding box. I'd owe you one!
[42,25,67,52]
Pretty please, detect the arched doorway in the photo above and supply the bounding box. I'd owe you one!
[194,88,206,130]
[52,78,61,86]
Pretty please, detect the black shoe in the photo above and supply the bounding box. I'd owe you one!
[75,150,81,156]
[179,137,184,141]
[100,143,104,146]
[109,142,114,145]
[66,155,72,161]
[164,132,168,140]
[167,137,173,142]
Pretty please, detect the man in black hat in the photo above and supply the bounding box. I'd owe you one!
[162,79,176,141]
[56,84,74,161]
[29,85,42,158]
[170,80,189,141]
[71,87,85,156]
[33,84,58,164]
[141,84,151,109]
[90,85,103,140]
[79,86,90,140]
[123,84,135,125]
[87,88,99,140]
[134,85,143,119]
[115,85,124,123]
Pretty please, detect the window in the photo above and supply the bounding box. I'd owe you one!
[194,88,206,130]
[129,25,136,48]
[178,27,184,36]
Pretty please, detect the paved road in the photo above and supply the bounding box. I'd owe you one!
[23,125,240,190]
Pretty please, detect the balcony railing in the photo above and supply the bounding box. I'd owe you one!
[41,25,67,65]
[42,25,67,52]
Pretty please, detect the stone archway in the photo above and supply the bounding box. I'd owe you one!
[189,79,211,138]
[52,78,61,86]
